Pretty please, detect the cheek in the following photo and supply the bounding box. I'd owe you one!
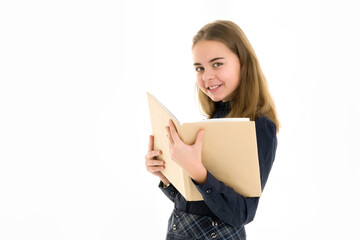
[230,73,240,87]
[196,77,206,91]
[224,70,240,88]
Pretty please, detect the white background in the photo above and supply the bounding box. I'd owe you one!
[1,0,359,239]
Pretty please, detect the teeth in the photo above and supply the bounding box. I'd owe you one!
[208,85,221,90]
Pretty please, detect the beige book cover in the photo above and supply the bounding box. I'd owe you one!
[147,92,261,201]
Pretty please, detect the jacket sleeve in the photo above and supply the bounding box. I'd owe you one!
[158,181,179,203]
[193,117,278,227]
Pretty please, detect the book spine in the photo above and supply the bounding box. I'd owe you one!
[182,173,203,201]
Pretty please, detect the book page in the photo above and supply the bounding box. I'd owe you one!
[148,93,181,124]
[198,118,249,122]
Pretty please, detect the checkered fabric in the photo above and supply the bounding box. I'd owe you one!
[166,209,246,240]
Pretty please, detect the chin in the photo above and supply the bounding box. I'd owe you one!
[209,95,225,102]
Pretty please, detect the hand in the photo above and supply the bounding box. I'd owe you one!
[144,135,170,185]
[166,119,207,184]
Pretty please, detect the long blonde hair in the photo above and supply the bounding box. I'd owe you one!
[193,20,280,132]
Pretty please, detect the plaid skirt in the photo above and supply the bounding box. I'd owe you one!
[166,208,246,240]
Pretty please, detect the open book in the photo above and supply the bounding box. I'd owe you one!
[147,92,261,201]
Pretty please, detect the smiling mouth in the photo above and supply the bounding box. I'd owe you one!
[207,84,223,90]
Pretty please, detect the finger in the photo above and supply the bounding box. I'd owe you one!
[147,166,165,173]
[146,159,165,167]
[148,135,154,151]
[195,129,205,147]
[145,150,162,160]
[165,126,174,145]
[168,119,181,143]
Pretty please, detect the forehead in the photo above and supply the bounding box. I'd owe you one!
[192,40,233,61]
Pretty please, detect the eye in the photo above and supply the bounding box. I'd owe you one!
[213,62,223,67]
[195,66,204,72]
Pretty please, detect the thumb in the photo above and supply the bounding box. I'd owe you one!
[194,130,205,147]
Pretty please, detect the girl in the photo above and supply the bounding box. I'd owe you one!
[145,20,279,240]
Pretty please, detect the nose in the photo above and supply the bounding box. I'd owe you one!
[202,69,215,81]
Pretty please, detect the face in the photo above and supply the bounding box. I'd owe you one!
[193,40,241,102]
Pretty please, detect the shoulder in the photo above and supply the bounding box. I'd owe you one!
[254,117,278,190]
[254,116,277,150]
[255,116,277,137]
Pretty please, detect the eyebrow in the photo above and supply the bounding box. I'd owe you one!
[193,57,225,66]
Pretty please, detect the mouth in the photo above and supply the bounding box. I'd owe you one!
[207,84,223,90]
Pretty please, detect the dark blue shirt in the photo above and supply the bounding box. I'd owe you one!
[159,101,277,228]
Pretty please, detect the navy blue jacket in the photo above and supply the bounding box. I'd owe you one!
[159,101,277,228]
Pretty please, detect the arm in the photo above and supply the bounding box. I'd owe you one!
[193,117,277,227]
[158,181,179,202]
[145,135,175,200]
